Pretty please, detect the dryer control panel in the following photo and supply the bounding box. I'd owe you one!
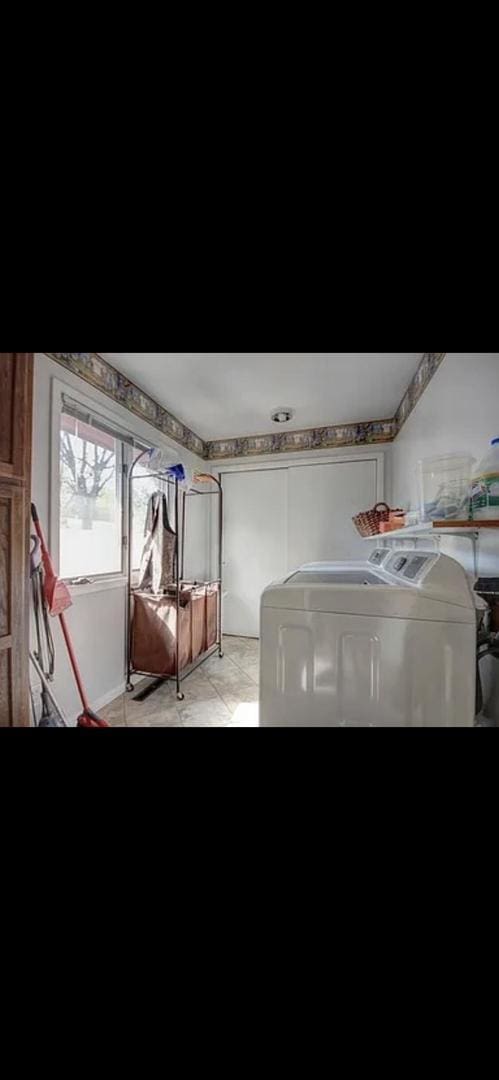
[368,549,391,567]
[369,548,438,583]
[384,550,436,583]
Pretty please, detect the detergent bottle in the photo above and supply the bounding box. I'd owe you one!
[471,438,499,520]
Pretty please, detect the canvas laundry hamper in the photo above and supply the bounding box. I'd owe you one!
[131,591,192,676]
[131,582,220,678]
[181,582,220,660]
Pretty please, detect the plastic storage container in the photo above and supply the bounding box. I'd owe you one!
[471,439,499,520]
[417,454,475,522]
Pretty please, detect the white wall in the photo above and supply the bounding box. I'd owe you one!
[391,352,499,722]
[31,354,210,723]
[392,353,499,513]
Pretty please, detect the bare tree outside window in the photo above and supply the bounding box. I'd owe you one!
[59,414,122,579]
[60,430,116,530]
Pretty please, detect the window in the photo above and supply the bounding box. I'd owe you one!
[57,388,169,585]
[59,410,124,580]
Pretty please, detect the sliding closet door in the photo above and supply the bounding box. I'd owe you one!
[223,469,287,637]
[0,353,33,726]
[287,460,378,568]
[222,457,379,639]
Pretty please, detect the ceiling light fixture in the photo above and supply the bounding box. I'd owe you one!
[271,408,294,424]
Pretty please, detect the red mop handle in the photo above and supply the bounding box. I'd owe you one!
[31,504,109,727]
[58,611,92,713]
[59,590,109,725]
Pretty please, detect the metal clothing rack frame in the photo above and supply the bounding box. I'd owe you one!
[126,449,223,703]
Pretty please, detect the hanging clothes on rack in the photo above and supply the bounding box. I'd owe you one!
[126,454,224,704]
[138,491,176,593]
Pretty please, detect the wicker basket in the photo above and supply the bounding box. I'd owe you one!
[352,502,391,538]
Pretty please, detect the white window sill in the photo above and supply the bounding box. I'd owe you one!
[67,576,128,598]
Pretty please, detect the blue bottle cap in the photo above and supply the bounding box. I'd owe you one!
[492,438,499,446]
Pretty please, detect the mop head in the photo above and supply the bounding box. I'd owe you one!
[77,709,110,728]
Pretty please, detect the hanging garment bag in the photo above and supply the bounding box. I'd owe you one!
[138,492,176,593]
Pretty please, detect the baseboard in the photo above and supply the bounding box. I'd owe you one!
[64,673,147,725]
[92,683,128,714]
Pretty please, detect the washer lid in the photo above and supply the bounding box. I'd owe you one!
[287,570,387,586]
[262,553,476,623]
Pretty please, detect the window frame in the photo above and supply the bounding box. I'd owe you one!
[51,379,135,591]
[50,377,184,596]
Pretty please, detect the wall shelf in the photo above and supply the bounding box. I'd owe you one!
[363,522,499,542]
[432,520,499,529]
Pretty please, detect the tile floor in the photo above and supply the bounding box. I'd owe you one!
[100,637,260,727]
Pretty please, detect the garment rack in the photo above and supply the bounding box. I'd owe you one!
[126,449,223,703]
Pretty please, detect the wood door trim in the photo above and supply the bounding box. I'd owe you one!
[0,354,33,727]
[0,354,33,483]
[16,355,33,483]
[0,483,27,723]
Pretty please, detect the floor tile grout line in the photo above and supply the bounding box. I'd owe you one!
[205,668,259,696]
[221,647,260,683]
[208,684,246,716]
[204,673,260,715]
[223,656,260,685]
[204,677,244,713]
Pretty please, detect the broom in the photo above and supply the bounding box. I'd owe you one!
[31,504,109,728]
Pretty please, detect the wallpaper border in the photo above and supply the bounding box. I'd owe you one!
[206,352,447,459]
[45,352,207,459]
[205,419,397,460]
[394,352,447,434]
[45,352,447,461]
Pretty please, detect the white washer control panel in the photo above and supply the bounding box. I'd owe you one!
[385,550,435,582]
[369,549,438,584]
[368,549,391,567]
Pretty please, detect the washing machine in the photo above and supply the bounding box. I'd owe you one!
[259,548,477,726]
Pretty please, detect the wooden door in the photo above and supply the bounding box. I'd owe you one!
[0,353,33,726]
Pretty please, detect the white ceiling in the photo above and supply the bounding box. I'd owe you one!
[101,353,423,441]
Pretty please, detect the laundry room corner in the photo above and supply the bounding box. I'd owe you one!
[4,350,497,729]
